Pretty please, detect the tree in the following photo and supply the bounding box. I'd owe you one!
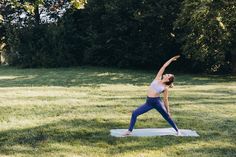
[81,0,182,68]
[0,0,86,66]
[174,0,236,73]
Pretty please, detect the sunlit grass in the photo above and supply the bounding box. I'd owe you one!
[0,66,235,157]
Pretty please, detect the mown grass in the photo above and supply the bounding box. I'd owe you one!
[0,66,235,157]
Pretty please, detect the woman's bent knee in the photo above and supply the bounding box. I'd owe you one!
[132,110,138,117]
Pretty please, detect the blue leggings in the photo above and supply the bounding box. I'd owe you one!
[128,97,179,132]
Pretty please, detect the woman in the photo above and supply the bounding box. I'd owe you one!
[123,55,181,136]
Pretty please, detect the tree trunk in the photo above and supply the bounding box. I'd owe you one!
[0,42,6,64]
[34,5,40,25]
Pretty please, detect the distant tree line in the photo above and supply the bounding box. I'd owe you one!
[1,0,236,73]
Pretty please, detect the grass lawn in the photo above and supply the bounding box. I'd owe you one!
[0,66,235,157]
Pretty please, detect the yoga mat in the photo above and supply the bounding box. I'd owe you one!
[110,128,199,137]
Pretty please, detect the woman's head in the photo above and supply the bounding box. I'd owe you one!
[162,74,174,87]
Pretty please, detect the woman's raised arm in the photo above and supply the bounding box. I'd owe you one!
[155,55,180,80]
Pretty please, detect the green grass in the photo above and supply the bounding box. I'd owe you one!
[0,66,235,157]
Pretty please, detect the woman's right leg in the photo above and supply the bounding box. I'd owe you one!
[128,102,153,131]
[154,99,179,132]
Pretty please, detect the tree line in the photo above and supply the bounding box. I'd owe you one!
[0,0,236,73]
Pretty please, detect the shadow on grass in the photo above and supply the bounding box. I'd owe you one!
[0,66,235,156]
[0,118,201,156]
[181,146,236,157]
[176,75,236,85]
[0,118,122,155]
[0,66,235,87]
[1,115,234,155]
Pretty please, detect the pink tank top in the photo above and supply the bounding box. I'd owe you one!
[150,80,165,94]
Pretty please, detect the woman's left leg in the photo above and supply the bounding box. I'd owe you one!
[154,99,179,132]
[128,102,154,131]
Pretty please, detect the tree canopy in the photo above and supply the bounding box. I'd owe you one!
[1,0,236,73]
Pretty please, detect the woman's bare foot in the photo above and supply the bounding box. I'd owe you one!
[176,130,182,136]
[122,130,132,136]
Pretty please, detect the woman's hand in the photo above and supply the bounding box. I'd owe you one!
[171,55,180,61]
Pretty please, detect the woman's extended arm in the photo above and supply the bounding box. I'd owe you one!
[163,89,170,115]
[155,55,180,80]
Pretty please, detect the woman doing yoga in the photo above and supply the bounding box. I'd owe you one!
[124,55,181,136]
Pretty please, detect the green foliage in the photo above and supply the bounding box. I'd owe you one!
[5,22,85,68]
[2,0,236,73]
[81,0,181,69]
[70,0,87,9]
[4,0,182,69]
[174,0,236,73]
[1,0,88,67]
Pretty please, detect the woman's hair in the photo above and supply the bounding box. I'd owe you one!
[165,75,175,88]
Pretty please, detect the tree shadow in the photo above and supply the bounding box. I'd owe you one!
[181,146,236,157]
[0,109,234,156]
[0,66,153,87]
[0,66,235,156]
[0,117,202,156]
[176,74,236,85]
[0,66,235,88]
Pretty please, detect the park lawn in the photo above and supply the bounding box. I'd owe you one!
[0,66,235,157]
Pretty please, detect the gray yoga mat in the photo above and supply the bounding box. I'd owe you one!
[110,128,199,137]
